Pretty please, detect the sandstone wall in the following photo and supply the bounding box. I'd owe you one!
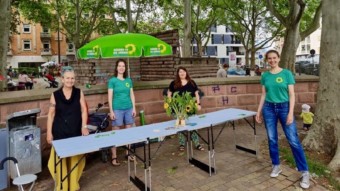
[0,77,318,161]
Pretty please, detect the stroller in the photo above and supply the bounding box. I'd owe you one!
[88,102,111,162]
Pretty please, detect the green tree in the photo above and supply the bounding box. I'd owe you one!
[161,0,220,57]
[302,0,340,171]
[9,0,52,35]
[53,0,108,49]
[266,0,321,72]
[218,0,282,68]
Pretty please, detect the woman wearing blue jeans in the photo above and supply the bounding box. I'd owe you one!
[256,50,310,189]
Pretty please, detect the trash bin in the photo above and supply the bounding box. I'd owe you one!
[0,128,8,190]
[7,108,41,179]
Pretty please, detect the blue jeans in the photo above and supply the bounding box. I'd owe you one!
[262,101,308,171]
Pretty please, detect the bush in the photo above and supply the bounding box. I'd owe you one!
[18,67,39,77]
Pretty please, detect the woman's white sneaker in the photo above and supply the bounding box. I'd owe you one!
[300,171,310,189]
[270,165,282,177]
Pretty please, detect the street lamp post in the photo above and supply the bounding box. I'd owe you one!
[57,0,61,65]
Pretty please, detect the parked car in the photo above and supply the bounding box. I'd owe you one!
[295,61,319,76]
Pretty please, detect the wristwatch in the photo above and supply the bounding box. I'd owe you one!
[82,125,88,129]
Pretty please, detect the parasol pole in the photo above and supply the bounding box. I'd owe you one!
[128,58,130,77]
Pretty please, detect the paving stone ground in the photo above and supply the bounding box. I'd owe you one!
[7,121,328,191]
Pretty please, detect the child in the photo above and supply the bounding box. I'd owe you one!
[300,104,314,131]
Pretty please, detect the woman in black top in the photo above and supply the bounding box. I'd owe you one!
[46,66,89,191]
[167,66,204,151]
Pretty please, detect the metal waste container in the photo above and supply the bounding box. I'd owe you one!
[0,128,8,190]
[7,109,41,179]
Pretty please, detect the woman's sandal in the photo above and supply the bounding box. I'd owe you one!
[179,145,185,151]
[196,144,204,151]
[111,158,121,166]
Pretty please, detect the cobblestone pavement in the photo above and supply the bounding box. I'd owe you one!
[8,123,327,191]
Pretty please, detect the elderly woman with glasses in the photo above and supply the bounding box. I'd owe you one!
[46,66,89,191]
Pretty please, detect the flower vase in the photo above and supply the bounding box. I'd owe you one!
[175,116,186,127]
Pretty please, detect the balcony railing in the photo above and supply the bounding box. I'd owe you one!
[66,49,76,55]
[41,48,52,55]
[40,32,51,39]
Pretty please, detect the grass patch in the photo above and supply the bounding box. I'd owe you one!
[280,147,340,190]
[167,166,178,174]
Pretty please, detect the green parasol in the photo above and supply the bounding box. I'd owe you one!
[77,33,173,59]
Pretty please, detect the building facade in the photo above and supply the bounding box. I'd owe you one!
[273,27,321,64]
[6,21,75,69]
[192,25,246,67]
[295,27,321,64]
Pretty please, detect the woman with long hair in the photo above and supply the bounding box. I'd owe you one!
[108,59,136,166]
[167,66,204,151]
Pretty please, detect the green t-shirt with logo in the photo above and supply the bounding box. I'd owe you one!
[261,69,295,103]
[108,77,133,110]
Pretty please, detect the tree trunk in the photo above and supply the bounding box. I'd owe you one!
[126,0,133,32]
[302,0,340,171]
[74,0,80,49]
[244,50,250,67]
[279,27,300,72]
[0,0,10,91]
[250,48,256,68]
[183,0,191,57]
[196,40,203,57]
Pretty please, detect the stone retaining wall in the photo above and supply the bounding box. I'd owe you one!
[0,76,319,161]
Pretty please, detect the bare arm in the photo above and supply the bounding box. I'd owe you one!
[167,89,172,98]
[256,86,266,123]
[195,90,201,110]
[80,90,89,136]
[46,94,56,144]
[286,85,295,125]
[108,88,115,120]
[130,88,136,117]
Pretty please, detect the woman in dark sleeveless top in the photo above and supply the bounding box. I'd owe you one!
[52,86,82,140]
[46,66,88,191]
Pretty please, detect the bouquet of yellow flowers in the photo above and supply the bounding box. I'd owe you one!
[164,92,198,121]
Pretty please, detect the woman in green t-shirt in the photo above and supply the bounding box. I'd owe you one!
[108,59,136,166]
[256,50,310,189]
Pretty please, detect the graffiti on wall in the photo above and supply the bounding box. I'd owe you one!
[231,86,237,93]
[212,85,220,93]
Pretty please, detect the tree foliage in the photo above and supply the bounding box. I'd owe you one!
[266,0,321,71]
[218,0,282,68]
[161,0,221,56]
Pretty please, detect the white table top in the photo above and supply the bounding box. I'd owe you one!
[52,108,256,158]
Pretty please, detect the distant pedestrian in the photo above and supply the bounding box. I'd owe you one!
[216,64,228,78]
[255,65,261,76]
[7,66,13,77]
[18,71,34,89]
[256,50,310,189]
[300,104,314,131]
